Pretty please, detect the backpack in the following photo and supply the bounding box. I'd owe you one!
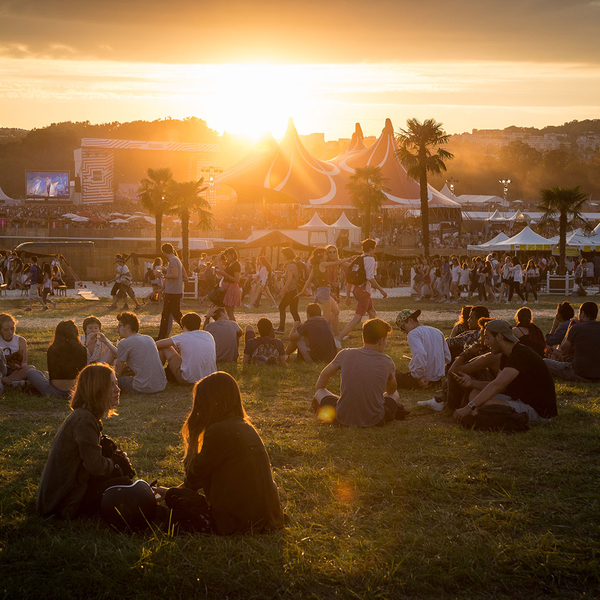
[293,260,308,289]
[251,339,280,365]
[460,404,530,433]
[346,255,367,285]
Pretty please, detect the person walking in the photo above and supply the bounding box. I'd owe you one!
[157,243,184,340]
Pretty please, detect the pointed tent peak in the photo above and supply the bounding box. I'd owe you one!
[286,118,297,135]
[299,212,331,229]
[331,212,360,229]
[383,118,394,135]
[354,123,364,139]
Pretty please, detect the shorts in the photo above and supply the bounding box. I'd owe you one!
[353,285,373,316]
[315,286,331,303]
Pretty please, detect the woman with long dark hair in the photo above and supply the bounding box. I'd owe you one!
[26,320,87,398]
[276,247,302,333]
[156,372,284,535]
[37,364,131,518]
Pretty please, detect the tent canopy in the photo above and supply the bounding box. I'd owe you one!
[245,230,311,250]
[331,212,360,229]
[486,209,507,222]
[495,226,552,250]
[299,212,331,229]
[467,231,510,252]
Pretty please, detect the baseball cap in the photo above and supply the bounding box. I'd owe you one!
[395,309,421,328]
[486,319,519,342]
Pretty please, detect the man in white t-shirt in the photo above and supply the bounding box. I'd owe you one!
[337,238,387,344]
[156,312,217,384]
[394,309,450,390]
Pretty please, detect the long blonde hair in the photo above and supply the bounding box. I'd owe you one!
[71,364,116,419]
[182,372,247,473]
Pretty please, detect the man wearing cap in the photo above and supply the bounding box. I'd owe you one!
[395,309,450,389]
[453,319,557,425]
[544,301,600,383]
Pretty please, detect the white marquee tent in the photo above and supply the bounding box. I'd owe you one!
[493,226,552,251]
[467,231,510,252]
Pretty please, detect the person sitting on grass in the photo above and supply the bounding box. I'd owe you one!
[313,318,406,427]
[81,316,118,365]
[0,313,34,389]
[286,303,337,364]
[512,306,546,358]
[36,364,133,519]
[545,301,575,359]
[26,320,87,399]
[453,319,557,426]
[445,305,490,361]
[156,312,217,385]
[544,301,600,383]
[153,371,285,534]
[394,309,450,390]
[450,305,473,338]
[115,311,166,394]
[420,317,495,412]
[243,318,287,366]
[203,306,243,362]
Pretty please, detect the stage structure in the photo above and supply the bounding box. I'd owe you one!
[73,138,220,204]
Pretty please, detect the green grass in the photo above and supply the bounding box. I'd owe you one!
[1,296,599,599]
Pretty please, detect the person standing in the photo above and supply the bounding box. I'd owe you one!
[215,247,241,321]
[337,239,387,343]
[157,243,184,340]
[276,247,302,333]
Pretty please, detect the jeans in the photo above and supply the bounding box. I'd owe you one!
[158,293,182,339]
[543,359,596,383]
[26,369,71,399]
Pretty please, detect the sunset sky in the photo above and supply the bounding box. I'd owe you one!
[1,0,600,139]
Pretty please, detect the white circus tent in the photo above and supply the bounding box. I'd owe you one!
[486,210,508,222]
[299,212,331,229]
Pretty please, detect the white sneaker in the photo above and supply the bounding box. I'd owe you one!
[334,338,342,350]
[417,398,444,412]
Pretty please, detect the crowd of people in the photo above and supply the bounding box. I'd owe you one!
[2,235,599,537]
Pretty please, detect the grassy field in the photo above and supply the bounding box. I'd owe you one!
[1,295,599,599]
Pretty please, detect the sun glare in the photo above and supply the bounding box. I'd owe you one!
[191,63,309,139]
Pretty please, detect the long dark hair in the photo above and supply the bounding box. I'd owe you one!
[51,320,83,350]
[182,372,248,472]
[71,363,116,419]
[309,247,326,267]
[454,305,473,327]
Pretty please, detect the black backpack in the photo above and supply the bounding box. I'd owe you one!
[251,339,280,365]
[293,260,308,289]
[346,255,367,285]
[460,404,530,433]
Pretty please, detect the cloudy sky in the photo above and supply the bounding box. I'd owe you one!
[1,0,599,138]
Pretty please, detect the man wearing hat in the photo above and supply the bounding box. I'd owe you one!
[395,309,450,389]
[453,319,557,425]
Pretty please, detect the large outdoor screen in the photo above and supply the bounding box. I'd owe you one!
[26,171,70,198]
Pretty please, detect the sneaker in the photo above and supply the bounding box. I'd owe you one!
[42,306,49,311]
[24,307,32,311]
[274,328,285,334]
[244,304,253,309]
[334,338,342,350]
[417,398,444,412]
[342,335,349,341]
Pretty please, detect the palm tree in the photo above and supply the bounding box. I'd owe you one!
[346,166,389,238]
[167,179,211,272]
[138,167,174,254]
[538,186,589,275]
[395,118,454,259]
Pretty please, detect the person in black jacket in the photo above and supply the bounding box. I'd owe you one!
[155,371,284,534]
[27,320,87,398]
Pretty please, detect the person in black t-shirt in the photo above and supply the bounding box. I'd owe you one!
[287,303,337,363]
[243,318,287,366]
[453,319,557,425]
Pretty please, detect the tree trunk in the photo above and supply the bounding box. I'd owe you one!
[419,162,430,260]
[155,211,163,255]
[559,213,567,276]
[182,210,190,273]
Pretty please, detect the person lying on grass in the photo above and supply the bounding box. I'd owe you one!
[0,312,34,390]
[26,320,87,399]
[154,371,285,534]
[81,315,118,365]
[155,312,217,385]
[313,317,407,427]
[243,317,287,366]
[37,364,134,519]
[452,319,558,426]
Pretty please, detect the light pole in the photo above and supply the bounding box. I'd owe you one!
[446,177,460,245]
[499,179,511,216]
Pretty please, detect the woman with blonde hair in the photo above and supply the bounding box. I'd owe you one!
[157,371,284,534]
[37,364,132,518]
